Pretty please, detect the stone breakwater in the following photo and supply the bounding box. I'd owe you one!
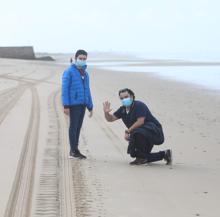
[0,46,35,60]
[0,46,54,61]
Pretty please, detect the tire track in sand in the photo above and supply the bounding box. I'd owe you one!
[34,90,107,217]
[58,91,105,217]
[34,90,61,217]
[0,70,56,125]
[35,90,76,217]
[0,85,27,124]
[3,86,40,217]
[93,113,125,156]
[56,91,77,217]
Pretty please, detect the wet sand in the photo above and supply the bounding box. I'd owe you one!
[0,56,220,217]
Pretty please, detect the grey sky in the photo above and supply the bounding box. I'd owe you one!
[0,0,219,56]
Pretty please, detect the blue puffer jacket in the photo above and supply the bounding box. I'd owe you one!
[61,64,93,111]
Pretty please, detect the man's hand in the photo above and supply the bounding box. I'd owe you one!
[103,101,118,122]
[88,110,93,118]
[124,131,130,141]
[103,101,112,113]
[64,108,70,116]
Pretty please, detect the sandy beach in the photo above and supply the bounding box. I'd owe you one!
[0,56,220,217]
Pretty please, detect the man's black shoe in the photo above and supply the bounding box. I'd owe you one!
[130,158,148,165]
[77,151,87,159]
[130,158,139,165]
[135,158,148,165]
[164,149,172,165]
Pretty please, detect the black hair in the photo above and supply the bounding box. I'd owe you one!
[75,49,88,59]
[118,88,135,99]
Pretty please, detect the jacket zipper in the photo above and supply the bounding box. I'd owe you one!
[82,76,86,104]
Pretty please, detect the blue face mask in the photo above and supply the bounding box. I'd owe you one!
[75,59,87,67]
[121,97,133,107]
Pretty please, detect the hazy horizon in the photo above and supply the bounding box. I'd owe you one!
[0,0,220,60]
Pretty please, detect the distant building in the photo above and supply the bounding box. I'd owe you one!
[0,46,35,60]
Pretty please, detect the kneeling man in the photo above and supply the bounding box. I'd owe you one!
[103,88,172,165]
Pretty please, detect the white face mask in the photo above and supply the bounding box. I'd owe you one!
[121,97,133,107]
[75,59,87,67]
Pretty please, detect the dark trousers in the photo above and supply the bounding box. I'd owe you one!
[130,133,165,163]
[69,105,86,153]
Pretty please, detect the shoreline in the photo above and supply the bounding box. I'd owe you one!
[89,65,220,94]
[51,57,220,92]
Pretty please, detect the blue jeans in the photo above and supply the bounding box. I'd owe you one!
[69,105,86,153]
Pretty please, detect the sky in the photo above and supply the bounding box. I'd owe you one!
[0,0,220,58]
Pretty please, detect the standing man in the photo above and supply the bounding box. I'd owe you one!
[103,88,172,165]
[62,49,93,159]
